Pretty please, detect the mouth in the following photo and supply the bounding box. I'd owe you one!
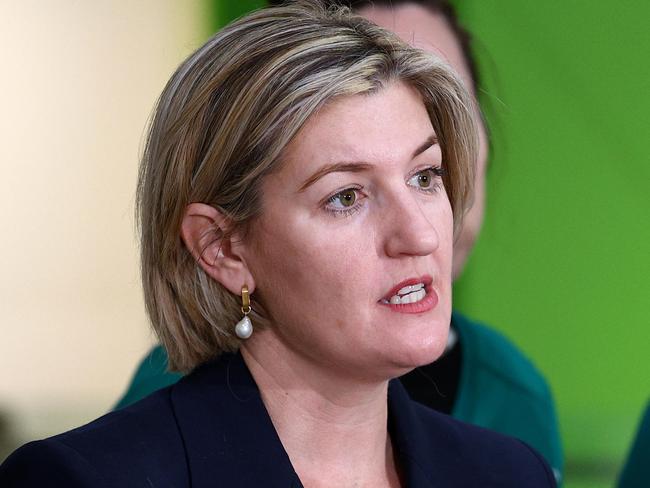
[379,275,437,313]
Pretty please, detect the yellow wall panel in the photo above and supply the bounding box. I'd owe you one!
[0,1,208,451]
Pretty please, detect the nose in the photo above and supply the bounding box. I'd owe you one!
[382,192,440,258]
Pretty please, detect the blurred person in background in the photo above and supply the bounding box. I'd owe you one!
[0,2,557,486]
[618,399,650,487]
[114,0,563,482]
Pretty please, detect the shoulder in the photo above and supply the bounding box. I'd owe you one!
[411,401,556,486]
[453,311,553,402]
[0,438,110,487]
[452,312,563,482]
[0,389,188,488]
[388,379,556,486]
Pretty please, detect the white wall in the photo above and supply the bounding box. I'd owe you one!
[0,1,208,451]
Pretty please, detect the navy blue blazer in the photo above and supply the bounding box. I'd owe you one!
[0,352,556,487]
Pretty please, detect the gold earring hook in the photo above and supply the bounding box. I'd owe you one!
[241,285,251,315]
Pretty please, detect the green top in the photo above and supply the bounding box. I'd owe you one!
[114,312,563,483]
[618,401,650,488]
[114,345,182,411]
[451,313,563,484]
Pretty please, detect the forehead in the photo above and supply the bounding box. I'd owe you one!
[280,82,435,174]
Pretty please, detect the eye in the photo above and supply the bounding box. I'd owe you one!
[407,166,444,193]
[323,187,364,217]
[331,188,357,208]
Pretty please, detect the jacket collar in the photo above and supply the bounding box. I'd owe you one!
[171,352,438,487]
[171,352,302,487]
[388,380,439,487]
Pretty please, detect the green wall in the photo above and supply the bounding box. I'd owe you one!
[211,2,650,486]
[451,1,650,486]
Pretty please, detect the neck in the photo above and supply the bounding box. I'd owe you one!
[241,330,402,487]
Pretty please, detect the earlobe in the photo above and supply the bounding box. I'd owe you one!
[180,203,255,295]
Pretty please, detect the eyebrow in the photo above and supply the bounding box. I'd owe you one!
[412,135,438,159]
[298,134,438,192]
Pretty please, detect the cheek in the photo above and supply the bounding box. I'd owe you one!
[247,213,377,324]
[459,171,486,243]
[468,138,489,239]
[460,198,484,244]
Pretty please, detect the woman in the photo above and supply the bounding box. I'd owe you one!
[115,1,563,481]
[0,2,555,486]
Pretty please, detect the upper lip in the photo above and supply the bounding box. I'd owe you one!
[380,275,433,301]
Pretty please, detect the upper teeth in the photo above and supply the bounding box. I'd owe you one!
[387,283,426,305]
[397,283,424,295]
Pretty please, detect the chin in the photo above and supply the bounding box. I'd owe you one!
[383,329,449,378]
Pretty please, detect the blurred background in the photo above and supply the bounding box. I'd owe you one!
[1,2,648,487]
[0,0,212,462]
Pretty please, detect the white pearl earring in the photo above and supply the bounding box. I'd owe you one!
[235,285,253,339]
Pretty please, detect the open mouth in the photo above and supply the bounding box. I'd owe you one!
[379,275,434,305]
[378,276,438,314]
[380,283,427,305]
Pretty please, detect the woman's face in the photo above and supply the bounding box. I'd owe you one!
[359,3,490,280]
[243,82,453,380]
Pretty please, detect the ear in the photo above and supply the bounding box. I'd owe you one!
[180,203,255,296]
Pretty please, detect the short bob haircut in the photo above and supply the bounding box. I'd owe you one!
[137,0,478,372]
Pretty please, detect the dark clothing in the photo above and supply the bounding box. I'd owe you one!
[112,312,564,483]
[1,352,555,487]
[618,400,650,488]
[400,333,462,415]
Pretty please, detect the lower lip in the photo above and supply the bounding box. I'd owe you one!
[379,286,439,314]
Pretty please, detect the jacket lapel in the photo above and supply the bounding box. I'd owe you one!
[170,352,440,487]
[170,352,302,487]
[388,379,439,487]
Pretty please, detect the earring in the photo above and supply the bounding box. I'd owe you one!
[235,285,253,339]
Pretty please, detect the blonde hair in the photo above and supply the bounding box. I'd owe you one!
[137,0,477,372]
